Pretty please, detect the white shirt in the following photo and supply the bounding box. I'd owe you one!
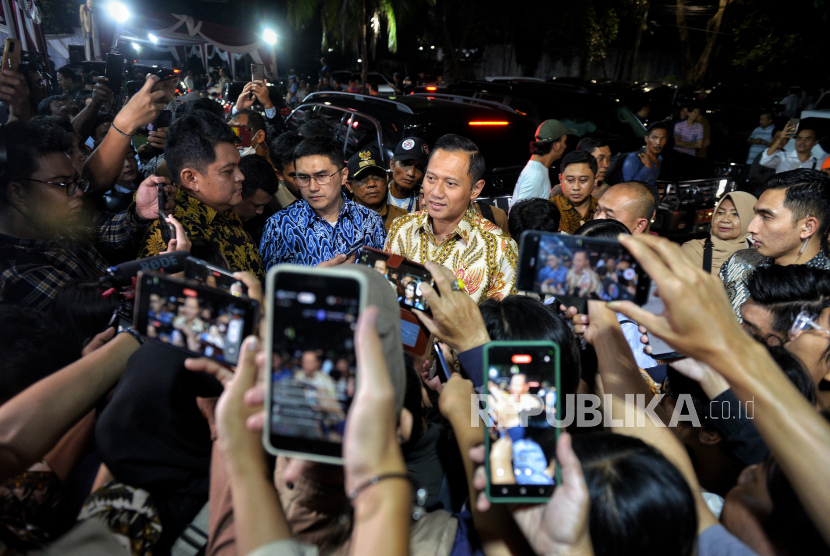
[746,124,774,164]
[387,186,418,212]
[759,149,818,173]
[511,160,551,206]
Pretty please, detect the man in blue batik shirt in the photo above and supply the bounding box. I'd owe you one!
[260,136,387,268]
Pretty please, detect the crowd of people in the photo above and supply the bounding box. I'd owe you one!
[0,54,829,556]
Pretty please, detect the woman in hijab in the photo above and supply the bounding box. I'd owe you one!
[681,191,757,275]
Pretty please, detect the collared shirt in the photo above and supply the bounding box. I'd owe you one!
[139,189,265,279]
[0,207,147,310]
[273,182,302,211]
[387,182,418,212]
[759,148,818,174]
[511,160,551,204]
[673,120,704,156]
[720,248,830,319]
[551,195,599,234]
[260,194,386,269]
[384,207,518,303]
[622,152,662,186]
[746,125,775,164]
[376,202,409,232]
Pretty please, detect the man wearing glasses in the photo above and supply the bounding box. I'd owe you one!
[259,136,386,268]
[0,119,167,310]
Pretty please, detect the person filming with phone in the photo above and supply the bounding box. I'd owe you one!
[760,123,821,173]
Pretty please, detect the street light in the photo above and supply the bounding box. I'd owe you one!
[148,34,158,44]
[263,28,277,46]
[107,2,130,23]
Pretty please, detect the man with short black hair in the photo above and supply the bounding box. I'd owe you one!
[260,136,386,268]
[621,122,668,186]
[268,132,304,210]
[388,137,430,212]
[0,119,165,309]
[56,66,85,106]
[720,169,830,318]
[551,150,599,234]
[510,119,571,204]
[761,125,821,173]
[345,148,407,231]
[37,95,79,119]
[235,154,279,223]
[385,134,518,302]
[594,181,656,235]
[577,136,613,198]
[139,112,265,278]
[229,108,269,160]
[507,198,561,239]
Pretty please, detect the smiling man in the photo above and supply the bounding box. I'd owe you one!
[551,150,599,234]
[385,134,518,302]
[259,136,386,268]
[139,112,265,278]
[345,148,407,231]
[720,169,830,319]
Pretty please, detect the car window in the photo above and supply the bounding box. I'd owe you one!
[343,113,381,161]
[317,106,350,142]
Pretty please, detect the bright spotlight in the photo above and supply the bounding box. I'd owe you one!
[131,42,141,52]
[148,34,158,44]
[107,2,130,23]
[263,28,277,46]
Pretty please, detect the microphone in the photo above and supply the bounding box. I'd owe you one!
[102,251,190,287]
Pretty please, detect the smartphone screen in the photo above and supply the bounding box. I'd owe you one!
[184,257,245,296]
[358,247,433,313]
[266,269,363,462]
[433,342,452,382]
[134,272,259,364]
[517,231,650,307]
[484,341,561,503]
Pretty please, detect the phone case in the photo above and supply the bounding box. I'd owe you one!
[483,341,562,504]
[2,39,21,73]
[263,264,368,465]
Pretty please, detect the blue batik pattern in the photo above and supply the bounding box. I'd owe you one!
[260,195,387,269]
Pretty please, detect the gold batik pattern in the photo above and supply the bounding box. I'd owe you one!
[384,207,518,303]
[138,188,265,279]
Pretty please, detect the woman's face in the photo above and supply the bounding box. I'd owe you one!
[117,151,138,185]
[405,282,416,299]
[712,198,742,241]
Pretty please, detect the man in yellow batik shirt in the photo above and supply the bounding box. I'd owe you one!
[138,111,265,279]
[384,134,517,303]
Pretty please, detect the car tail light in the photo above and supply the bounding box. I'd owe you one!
[468,121,509,126]
[426,86,437,91]
[280,107,291,117]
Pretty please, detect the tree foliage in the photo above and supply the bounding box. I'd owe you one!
[40,0,78,35]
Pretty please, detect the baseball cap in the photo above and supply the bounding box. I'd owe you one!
[393,137,430,166]
[348,148,388,179]
[535,119,576,142]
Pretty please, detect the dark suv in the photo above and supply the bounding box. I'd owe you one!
[285,92,537,198]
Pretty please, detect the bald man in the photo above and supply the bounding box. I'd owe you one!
[593,181,656,235]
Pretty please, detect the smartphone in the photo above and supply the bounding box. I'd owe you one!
[134,271,260,365]
[344,238,365,259]
[251,63,265,83]
[516,231,650,310]
[641,282,682,360]
[157,186,175,244]
[264,265,366,463]
[125,80,144,98]
[184,257,245,296]
[230,125,252,148]
[786,118,800,136]
[483,341,561,503]
[432,341,452,382]
[104,52,123,97]
[357,247,433,355]
[1,39,21,73]
[147,109,173,132]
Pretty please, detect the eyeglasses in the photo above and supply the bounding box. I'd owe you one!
[295,168,343,188]
[789,310,830,340]
[23,175,90,197]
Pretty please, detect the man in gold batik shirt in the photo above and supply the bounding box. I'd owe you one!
[384,134,517,303]
[138,111,265,279]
